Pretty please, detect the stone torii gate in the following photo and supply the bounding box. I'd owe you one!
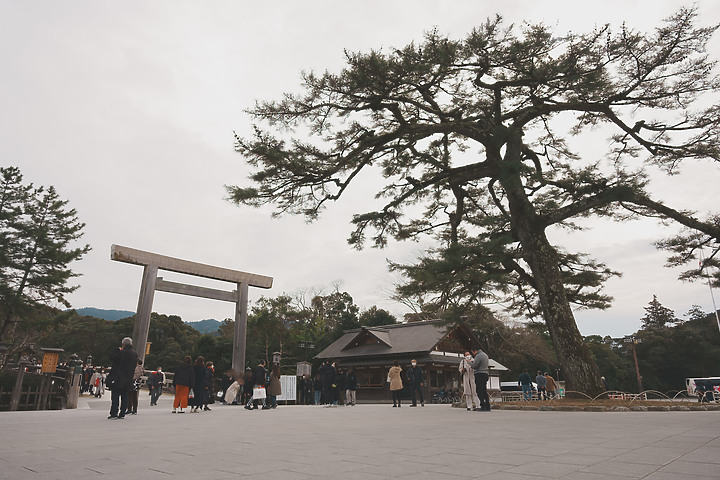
[110,245,273,373]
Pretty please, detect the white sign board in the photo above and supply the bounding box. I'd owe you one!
[277,375,297,401]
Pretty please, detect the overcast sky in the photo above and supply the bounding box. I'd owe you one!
[2,1,719,338]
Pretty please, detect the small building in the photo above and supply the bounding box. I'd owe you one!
[315,320,507,403]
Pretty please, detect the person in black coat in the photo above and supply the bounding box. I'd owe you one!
[346,368,358,406]
[245,360,268,410]
[172,356,195,413]
[107,337,139,419]
[203,361,215,411]
[190,356,207,413]
[406,360,424,407]
[318,360,336,406]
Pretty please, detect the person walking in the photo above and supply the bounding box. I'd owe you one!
[300,374,312,405]
[90,369,103,398]
[346,368,357,406]
[107,337,138,420]
[242,368,254,405]
[318,360,336,406]
[203,361,215,411]
[336,368,347,406]
[190,357,207,413]
[535,371,547,401]
[172,356,195,413]
[518,369,533,401]
[126,359,144,415]
[406,360,424,407]
[267,364,282,409]
[245,360,268,410]
[313,374,323,405]
[459,352,481,411]
[471,348,491,411]
[147,367,164,406]
[388,361,403,407]
[544,372,557,399]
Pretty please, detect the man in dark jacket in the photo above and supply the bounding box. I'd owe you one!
[147,367,164,406]
[406,360,424,407]
[471,349,491,411]
[518,369,533,401]
[245,360,268,410]
[108,337,139,419]
[318,360,336,406]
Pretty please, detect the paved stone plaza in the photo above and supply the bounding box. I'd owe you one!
[1,394,719,480]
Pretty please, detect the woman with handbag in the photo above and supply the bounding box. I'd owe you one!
[172,356,195,413]
[127,359,144,415]
[190,356,207,413]
[267,364,282,409]
[388,360,403,407]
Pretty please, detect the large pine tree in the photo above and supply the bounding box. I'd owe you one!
[228,9,720,394]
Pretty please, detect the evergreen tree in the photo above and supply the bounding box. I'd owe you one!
[0,167,90,356]
[640,295,677,330]
[228,9,720,394]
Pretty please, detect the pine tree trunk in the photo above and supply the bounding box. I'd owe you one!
[499,136,603,396]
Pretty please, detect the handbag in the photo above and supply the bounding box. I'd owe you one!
[253,386,266,399]
[105,372,118,391]
[188,388,195,399]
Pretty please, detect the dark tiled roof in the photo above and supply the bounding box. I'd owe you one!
[316,320,466,360]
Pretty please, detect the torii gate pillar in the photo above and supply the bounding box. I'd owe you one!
[111,245,273,374]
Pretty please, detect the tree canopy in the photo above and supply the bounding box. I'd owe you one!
[0,166,90,357]
[228,9,720,395]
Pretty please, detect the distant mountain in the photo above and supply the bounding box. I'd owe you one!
[75,307,135,321]
[185,319,221,335]
[73,307,221,334]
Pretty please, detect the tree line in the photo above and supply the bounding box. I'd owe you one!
[21,290,720,396]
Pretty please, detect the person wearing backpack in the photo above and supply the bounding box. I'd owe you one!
[148,367,164,406]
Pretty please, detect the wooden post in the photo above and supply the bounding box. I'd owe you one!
[9,361,28,411]
[233,282,249,374]
[133,265,158,364]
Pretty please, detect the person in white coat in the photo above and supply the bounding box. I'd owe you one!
[459,352,482,411]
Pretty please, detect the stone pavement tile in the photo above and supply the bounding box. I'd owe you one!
[573,445,634,457]
[240,470,314,480]
[209,460,300,476]
[413,452,469,466]
[652,459,718,476]
[581,461,660,478]
[612,446,683,465]
[503,460,585,477]
[544,453,610,467]
[422,460,507,478]
[473,471,558,480]
[353,459,441,477]
[643,472,719,480]
[558,472,637,479]
[707,436,720,447]
[676,446,720,464]
[652,436,712,450]
[285,460,366,476]
[393,470,474,480]
[517,441,586,458]
[479,452,550,467]
[312,471,393,480]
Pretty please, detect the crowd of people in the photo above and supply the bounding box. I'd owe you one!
[517,369,560,401]
[99,337,503,418]
[170,355,216,413]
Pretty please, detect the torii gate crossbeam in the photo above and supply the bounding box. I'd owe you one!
[110,244,273,373]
